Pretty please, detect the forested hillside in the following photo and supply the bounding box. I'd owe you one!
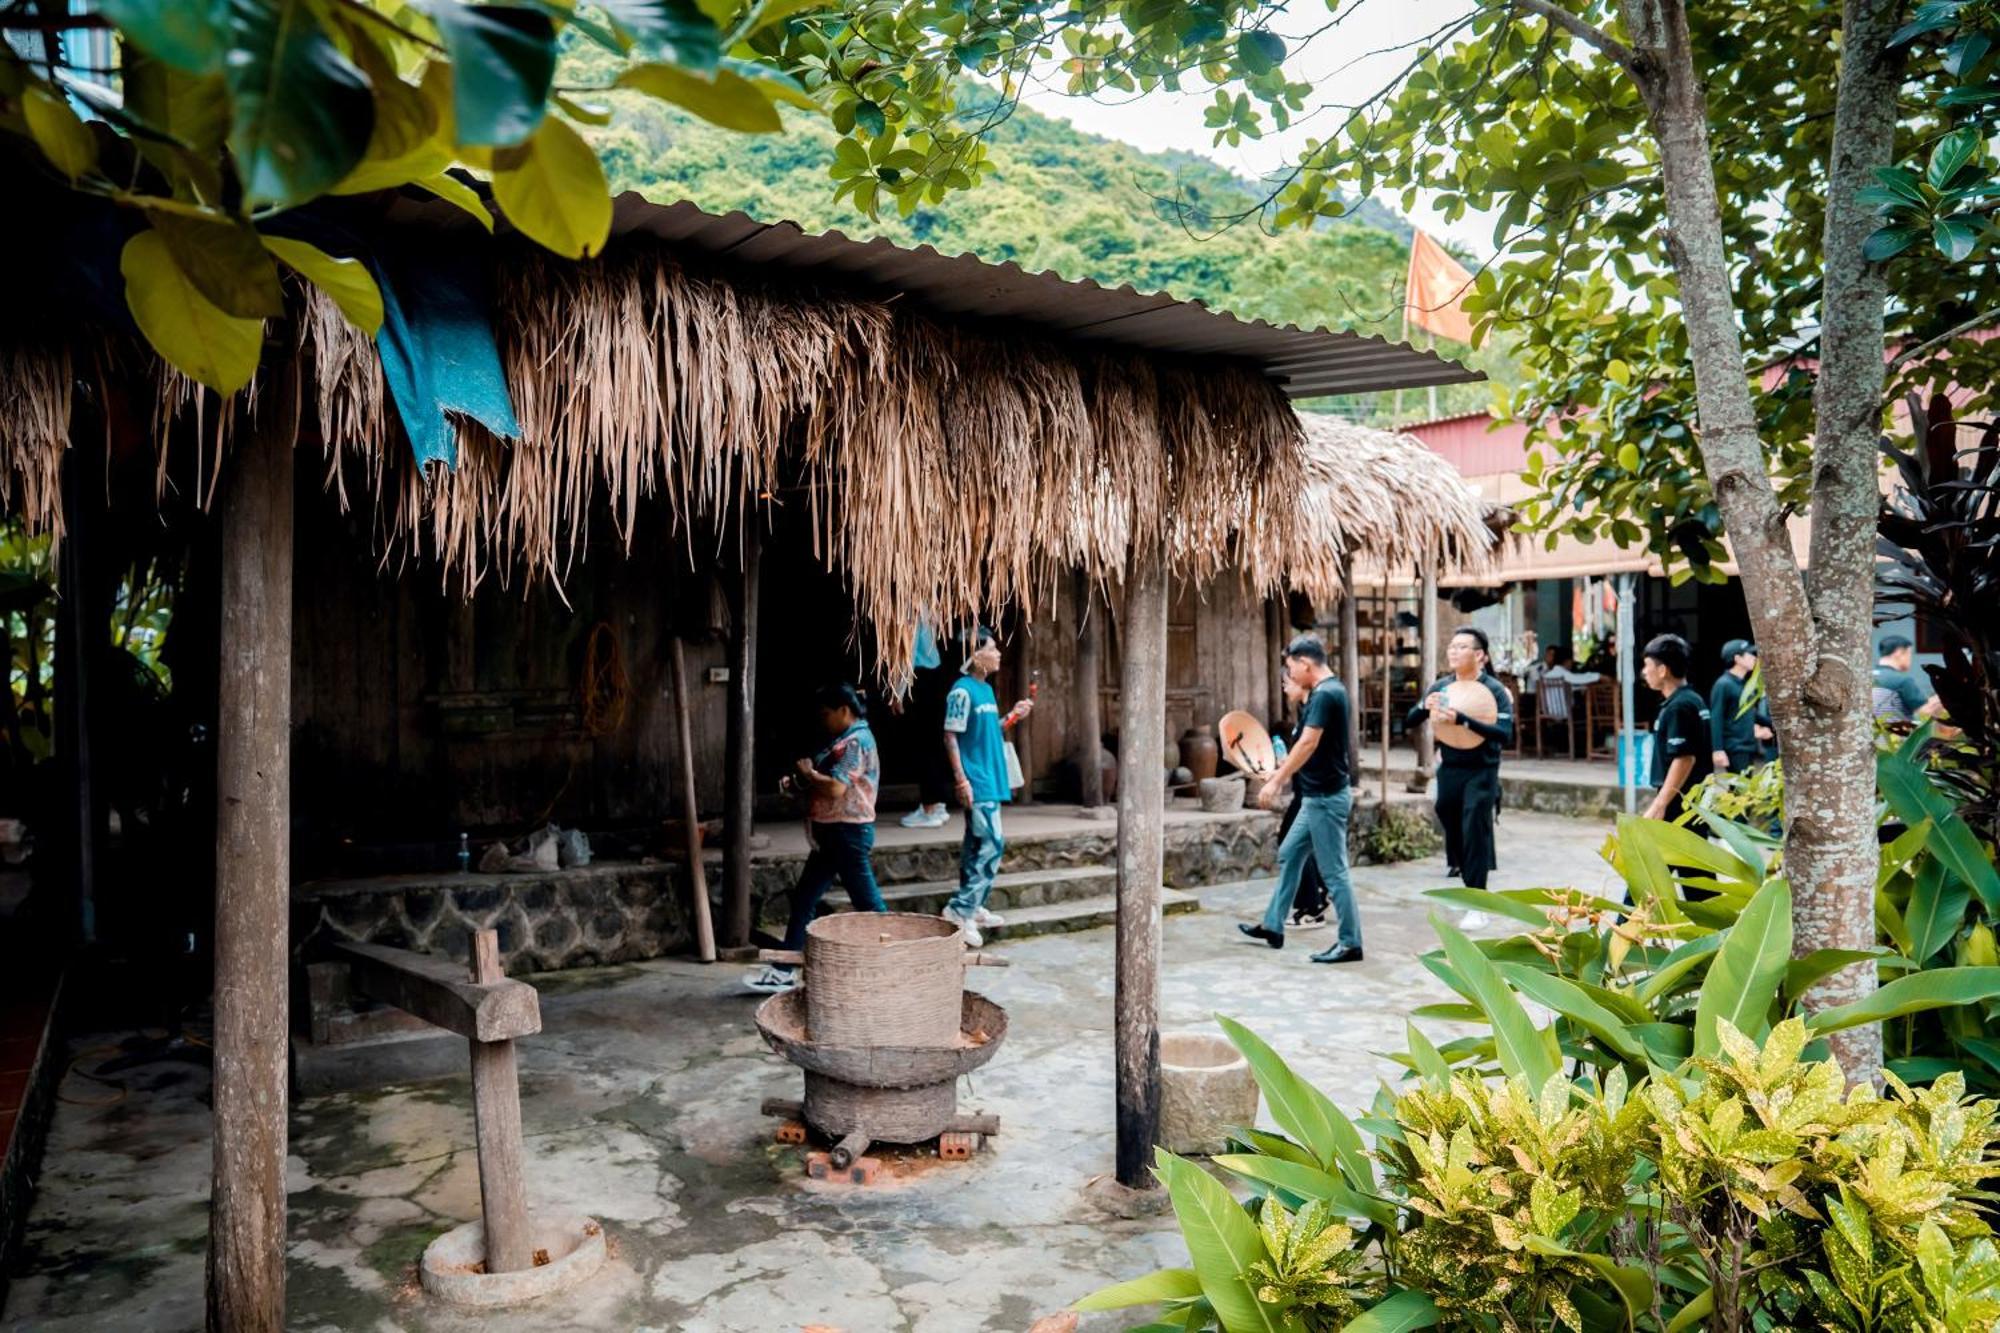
[574,52,1506,420]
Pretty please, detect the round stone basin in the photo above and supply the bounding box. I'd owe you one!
[1158,1031,1259,1157]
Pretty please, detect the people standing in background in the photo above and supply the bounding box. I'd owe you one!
[1641,634,1713,824]
[897,622,952,828]
[940,627,1034,947]
[1273,675,1331,932]
[1242,636,1363,965]
[744,683,885,994]
[1709,639,1774,773]
[1407,627,1514,889]
[1873,634,1946,725]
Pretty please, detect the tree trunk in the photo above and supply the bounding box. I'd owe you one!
[207,363,297,1333]
[1618,0,1891,1080]
[1114,536,1167,1188]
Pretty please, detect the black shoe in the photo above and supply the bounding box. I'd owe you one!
[1311,945,1365,964]
[1445,865,1461,879]
[1238,922,1284,949]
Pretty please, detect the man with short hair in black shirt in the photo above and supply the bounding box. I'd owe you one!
[1642,633,1713,823]
[1708,639,1773,774]
[1239,635,1362,963]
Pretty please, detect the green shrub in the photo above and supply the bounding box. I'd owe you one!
[1357,801,1443,865]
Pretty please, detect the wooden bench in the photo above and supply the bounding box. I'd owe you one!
[332,930,542,1274]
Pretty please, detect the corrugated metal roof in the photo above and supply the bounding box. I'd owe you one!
[604,198,1481,398]
[394,187,1482,399]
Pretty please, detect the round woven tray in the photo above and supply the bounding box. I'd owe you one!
[754,991,1008,1089]
[804,912,965,1049]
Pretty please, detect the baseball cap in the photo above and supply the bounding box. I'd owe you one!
[1721,639,1757,662]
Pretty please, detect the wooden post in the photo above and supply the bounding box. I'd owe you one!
[669,636,717,962]
[53,444,103,944]
[207,363,296,1333]
[1378,585,1392,807]
[1266,596,1287,729]
[1339,571,1361,774]
[1014,615,1035,806]
[722,525,760,949]
[1415,567,1438,784]
[466,930,533,1274]
[1114,537,1167,1188]
[1074,571,1104,808]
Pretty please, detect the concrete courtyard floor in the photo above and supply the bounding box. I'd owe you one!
[3,811,1620,1333]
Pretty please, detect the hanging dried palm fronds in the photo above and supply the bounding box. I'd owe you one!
[0,342,71,540]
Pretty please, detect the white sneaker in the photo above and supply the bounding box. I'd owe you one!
[1457,910,1490,932]
[742,965,798,995]
[972,906,1006,928]
[900,805,948,829]
[941,909,983,948]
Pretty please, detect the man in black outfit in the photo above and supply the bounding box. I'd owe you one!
[1406,627,1514,889]
[1642,633,1713,824]
[1708,639,1773,776]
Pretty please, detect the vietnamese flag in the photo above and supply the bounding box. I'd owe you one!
[1404,231,1474,344]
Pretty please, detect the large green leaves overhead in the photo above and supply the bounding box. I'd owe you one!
[120,230,264,394]
[492,116,613,258]
[223,0,374,208]
[98,0,227,73]
[421,1,558,147]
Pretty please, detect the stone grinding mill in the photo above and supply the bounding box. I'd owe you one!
[754,912,1009,1182]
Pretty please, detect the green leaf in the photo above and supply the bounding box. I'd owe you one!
[743,0,832,36]
[1631,819,1760,889]
[260,236,383,335]
[1154,1150,1283,1333]
[1404,1021,1451,1083]
[98,0,225,73]
[423,1,557,147]
[1497,966,1647,1064]
[1341,1289,1440,1332]
[1693,879,1791,1057]
[1616,815,1685,922]
[1785,949,1891,1000]
[1638,934,1724,1005]
[149,212,285,319]
[1212,1154,1394,1228]
[492,116,612,259]
[120,230,264,395]
[1927,126,1982,190]
[1228,1127,1317,1167]
[1422,888,1549,928]
[1664,1286,1714,1333]
[1216,1016,1374,1190]
[223,0,375,209]
[1807,967,2000,1034]
[1237,29,1286,75]
[1073,1267,1203,1312]
[411,172,496,230]
[1878,748,2000,913]
[1906,858,1971,963]
[594,0,722,69]
[1522,1237,1653,1329]
[1933,216,1982,262]
[618,63,782,133]
[1864,225,1927,261]
[1878,817,1934,891]
[22,85,98,180]
[1432,914,1558,1092]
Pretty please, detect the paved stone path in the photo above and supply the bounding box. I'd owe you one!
[3,811,1620,1333]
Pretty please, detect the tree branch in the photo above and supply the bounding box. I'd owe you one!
[1508,0,1639,70]
[1886,306,2000,372]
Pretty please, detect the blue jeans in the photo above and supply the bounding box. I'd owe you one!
[947,802,1005,918]
[781,822,885,952]
[1262,789,1359,949]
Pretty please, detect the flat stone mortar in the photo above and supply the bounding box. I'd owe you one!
[419,1214,606,1307]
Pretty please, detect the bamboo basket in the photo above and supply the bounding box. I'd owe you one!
[803,912,965,1049]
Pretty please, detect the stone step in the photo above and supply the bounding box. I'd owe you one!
[875,865,1115,917]
[975,887,1200,943]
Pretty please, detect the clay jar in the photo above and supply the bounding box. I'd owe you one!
[1179,724,1220,783]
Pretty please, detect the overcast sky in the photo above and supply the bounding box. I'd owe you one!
[1014,0,1490,255]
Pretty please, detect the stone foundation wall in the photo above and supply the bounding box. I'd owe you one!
[294,809,1284,976]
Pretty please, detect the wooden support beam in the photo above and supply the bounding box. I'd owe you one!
[1113,536,1167,1189]
[1339,571,1362,769]
[722,524,760,949]
[466,931,533,1275]
[669,636,717,962]
[1379,585,1391,807]
[207,361,297,1333]
[1416,567,1438,782]
[334,941,541,1042]
[1074,571,1104,808]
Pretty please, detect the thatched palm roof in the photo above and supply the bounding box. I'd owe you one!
[1247,414,1496,605]
[2,198,1483,684]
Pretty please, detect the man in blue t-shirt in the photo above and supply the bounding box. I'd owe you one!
[941,626,1034,947]
[1243,635,1362,964]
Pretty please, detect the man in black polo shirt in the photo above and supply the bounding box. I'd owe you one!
[1642,633,1713,823]
[1708,639,1773,774]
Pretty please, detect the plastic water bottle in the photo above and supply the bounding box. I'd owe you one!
[456,832,471,874]
[1272,735,1289,765]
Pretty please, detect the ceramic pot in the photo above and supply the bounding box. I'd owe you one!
[1179,724,1219,783]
